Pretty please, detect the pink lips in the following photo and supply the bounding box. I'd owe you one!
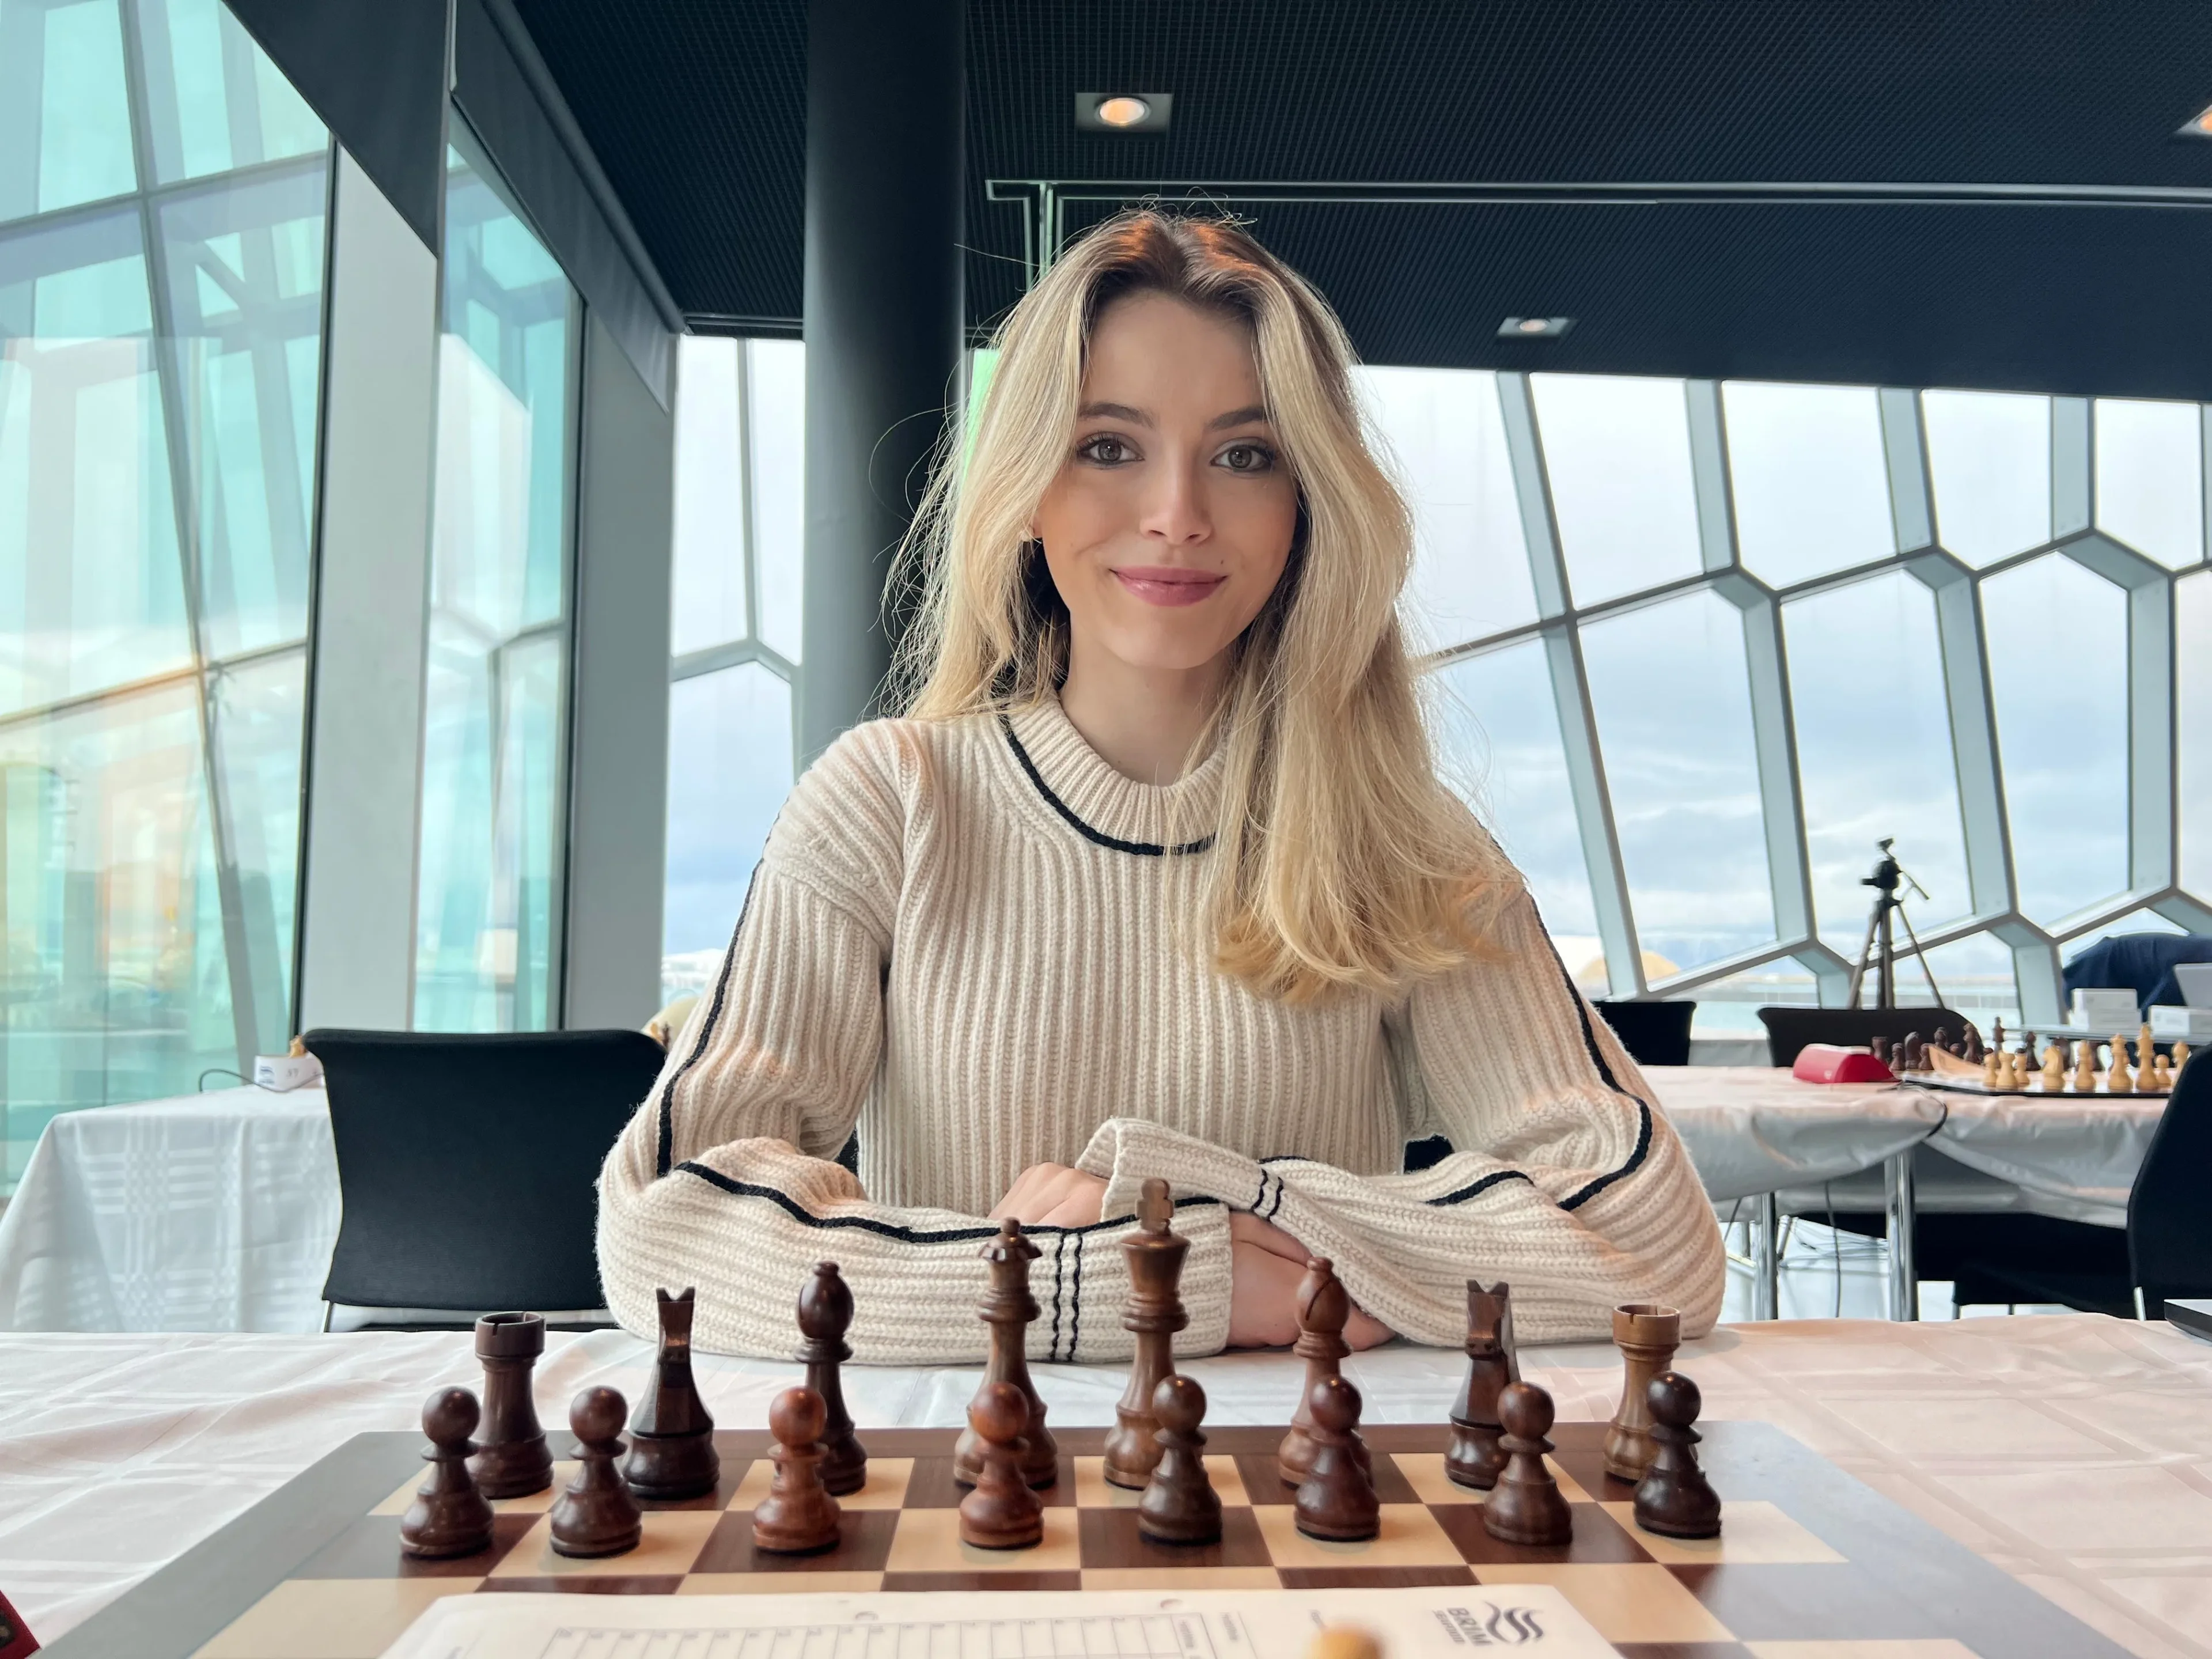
[1112,566,1228,607]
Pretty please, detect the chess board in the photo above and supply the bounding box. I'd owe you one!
[47,1420,2132,1659]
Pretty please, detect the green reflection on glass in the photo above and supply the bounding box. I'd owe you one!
[0,0,139,223]
[138,0,326,184]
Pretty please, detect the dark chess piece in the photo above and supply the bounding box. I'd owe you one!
[1139,1373,1222,1545]
[1293,1374,1379,1541]
[798,1263,867,1495]
[400,1387,495,1559]
[1446,1279,1517,1490]
[1900,1032,1926,1073]
[1277,1258,1351,1487]
[1931,1025,1952,1058]
[550,1387,642,1558]
[1103,1179,1188,1489]
[1603,1302,1680,1483]
[1633,1371,1723,1539]
[1870,1035,1891,1065]
[751,1385,843,1554]
[956,1219,1058,1489]
[625,1287,719,1499]
[1482,1380,1572,1546]
[469,1311,552,1498]
[1960,1021,1985,1063]
[958,1380,1046,1549]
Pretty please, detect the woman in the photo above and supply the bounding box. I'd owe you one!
[599,212,1725,1362]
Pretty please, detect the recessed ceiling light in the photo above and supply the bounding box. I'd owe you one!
[1076,92,1173,132]
[1499,316,1573,339]
[2181,104,2212,138]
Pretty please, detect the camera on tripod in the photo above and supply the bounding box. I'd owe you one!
[1849,838,1941,1010]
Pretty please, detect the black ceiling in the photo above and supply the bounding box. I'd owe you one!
[513,0,2212,397]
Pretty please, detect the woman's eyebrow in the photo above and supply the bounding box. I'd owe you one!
[1077,400,1151,425]
[1207,404,1270,430]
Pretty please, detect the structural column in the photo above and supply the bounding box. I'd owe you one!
[797,0,965,763]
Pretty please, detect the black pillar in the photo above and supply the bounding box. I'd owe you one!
[798,0,965,763]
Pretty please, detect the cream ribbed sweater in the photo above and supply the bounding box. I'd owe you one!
[597,698,1725,1363]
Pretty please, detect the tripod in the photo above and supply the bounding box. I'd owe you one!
[1846,839,1943,1010]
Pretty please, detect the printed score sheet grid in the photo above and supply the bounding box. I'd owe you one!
[537,1614,1218,1657]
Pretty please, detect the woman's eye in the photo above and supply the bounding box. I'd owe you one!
[1078,434,1135,465]
[1217,442,1275,473]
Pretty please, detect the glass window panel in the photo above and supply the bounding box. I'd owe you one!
[1982,555,2129,923]
[138,0,324,184]
[0,683,234,1190]
[748,338,803,663]
[1580,588,1773,971]
[0,0,138,223]
[1921,389,2051,566]
[0,214,192,718]
[2059,907,2186,956]
[2181,571,2212,902]
[1783,572,1971,955]
[207,647,304,1044]
[663,662,794,1003]
[1357,366,1536,651]
[2094,397,2204,570]
[158,163,327,659]
[415,141,576,1032]
[1723,381,1893,588]
[1896,933,2018,1034]
[1530,373,1702,607]
[1429,639,1600,991]
[1687,959,1821,1037]
[671,335,747,655]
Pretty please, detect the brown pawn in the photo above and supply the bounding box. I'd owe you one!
[1103,1179,1188,1488]
[1603,1302,1680,1482]
[958,1380,1045,1549]
[549,1387,642,1558]
[1293,1374,1379,1541]
[1277,1258,1351,1487]
[1139,1373,1222,1545]
[1446,1279,1517,1490]
[624,1287,719,1500]
[751,1386,842,1553]
[401,1387,495,1558]
[1482,1380,1571,1546]
[797,1263,867,1495]
[1633,1371,1722,1539]
[955,1219,1058,1489]
[469,1312,551,1498]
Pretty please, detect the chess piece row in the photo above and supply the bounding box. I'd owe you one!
[401,1381,645,1559]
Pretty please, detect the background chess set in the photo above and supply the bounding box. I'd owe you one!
[1887,1021,2184,1095]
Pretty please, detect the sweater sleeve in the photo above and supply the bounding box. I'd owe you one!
[1067,891,1726,1347]
[595,724,1232,1364]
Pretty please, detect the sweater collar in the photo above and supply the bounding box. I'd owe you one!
[1001,695,1224,856]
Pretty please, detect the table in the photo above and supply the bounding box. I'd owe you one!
[0,1073,2168,1334]
[0,1086,338,1334]
[0,1317,2205,1656]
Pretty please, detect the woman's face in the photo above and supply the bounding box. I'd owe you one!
[1032,291,1300,678]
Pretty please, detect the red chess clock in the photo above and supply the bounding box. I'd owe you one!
[0,1588,39,1658]
[1791,1043,1896,1085]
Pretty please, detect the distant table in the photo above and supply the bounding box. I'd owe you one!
[0,1085,336,1334]
[1,1316,2204,1656]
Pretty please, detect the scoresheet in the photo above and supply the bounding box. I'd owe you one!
[379,1586,1613,1657]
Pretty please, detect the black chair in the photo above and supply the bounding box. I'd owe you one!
[1592,1000,1696,1068]
[1755,1005,1970,1069]
[304,1028,665,1327]
[2131,1051,2212,1315]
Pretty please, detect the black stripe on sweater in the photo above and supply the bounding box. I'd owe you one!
[1048,1234,1066,1362]
[656,863,763,1178]
[998,714,1214,858]
[1540,920,1656,1211]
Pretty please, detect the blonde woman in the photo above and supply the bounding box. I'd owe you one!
[599,212,1725,1362]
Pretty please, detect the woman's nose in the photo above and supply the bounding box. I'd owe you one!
[1138,456,1211,545]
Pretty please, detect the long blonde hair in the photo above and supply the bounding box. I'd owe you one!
[889,211,1518,1002]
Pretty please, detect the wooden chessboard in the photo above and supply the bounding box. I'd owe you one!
[46,1420,2133,1659]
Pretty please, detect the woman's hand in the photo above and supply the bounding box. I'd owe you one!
[989,1163,1107,1228]
[1228,1212,1395,1350]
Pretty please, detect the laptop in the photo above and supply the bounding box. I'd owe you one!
[2177,962,2212,1007]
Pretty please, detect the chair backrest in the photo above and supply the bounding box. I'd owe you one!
[304,1028,666,1315]
[2130,1051,2212,1310]
[1754,1005,1970,1068]
[1591,1000,1696,1068]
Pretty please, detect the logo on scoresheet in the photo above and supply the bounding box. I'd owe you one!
[1437,1601,1548,1644]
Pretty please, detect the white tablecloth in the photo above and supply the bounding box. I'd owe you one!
[0,1318,2205,1657]
[0,1086,337,1334]
[0,1071,2169,1335]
